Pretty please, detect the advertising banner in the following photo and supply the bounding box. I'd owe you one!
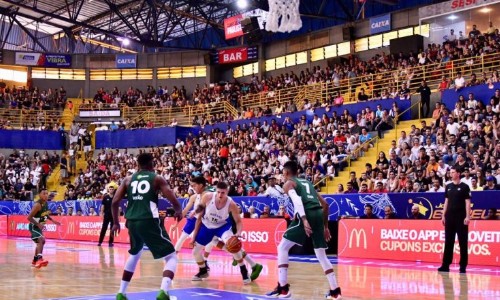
[6,216,287,254]
[116,54,137,68]
[15,52,71,67]
[79,110,121,118]
[419,0,498,19]
[0,215,6,236]
[224,14,244,40]
[218,47,248,64]
[338,219,500,266]
[7,215,129,243]
[370,14,391,34]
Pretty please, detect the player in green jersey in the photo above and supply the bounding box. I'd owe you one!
[265,161,342,299]
[111,153,182,300]
[27,188,61,269]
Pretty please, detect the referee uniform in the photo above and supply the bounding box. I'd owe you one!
[440,180,471,273]
[98,184,116,247]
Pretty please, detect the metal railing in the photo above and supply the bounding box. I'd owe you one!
[393,100,423,141]
[241,51,500,112]
[346,135,380,174]
[0,108,64,129]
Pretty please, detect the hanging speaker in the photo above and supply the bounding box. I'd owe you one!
[241,17,262,45]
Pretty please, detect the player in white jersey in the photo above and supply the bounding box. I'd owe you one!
[174,176,217,270]
[191,181,262,284]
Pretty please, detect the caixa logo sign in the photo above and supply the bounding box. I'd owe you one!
[240,231,269,243]
[370,14,391,34]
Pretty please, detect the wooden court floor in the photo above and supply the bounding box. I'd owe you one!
[0,237,499,300]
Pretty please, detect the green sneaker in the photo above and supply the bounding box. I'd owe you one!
[250,263,263,281]
[116,293,128,300]
[156,290,170,300]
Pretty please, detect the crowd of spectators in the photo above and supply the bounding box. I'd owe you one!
[335,86,500,194]
[0,86,68,110]
[0,149,60,200]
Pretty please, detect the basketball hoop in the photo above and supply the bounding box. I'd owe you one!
[265,0,302,33]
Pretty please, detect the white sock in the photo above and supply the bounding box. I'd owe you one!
[244,253,257,267]
[119,281,129,294]
[192,244,206,268]
[326,272,338,290]
[175,232,189,252]
[278,267,288,286]
[314,248,338,290]
[119,251,143,294]
[161,253,177,291]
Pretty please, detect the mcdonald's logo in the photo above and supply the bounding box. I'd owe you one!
[67,222,75,235]
[349,229,367,249]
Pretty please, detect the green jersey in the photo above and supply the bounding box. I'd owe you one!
[126,171,159,220]
[291,177,322,211]
[33,201,50,223]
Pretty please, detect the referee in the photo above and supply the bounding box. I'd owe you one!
[438,167,471,273]
[98,182,117,247]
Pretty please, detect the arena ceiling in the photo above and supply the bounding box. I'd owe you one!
[0,0,447,53]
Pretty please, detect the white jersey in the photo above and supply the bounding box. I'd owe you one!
[202,192,232,229]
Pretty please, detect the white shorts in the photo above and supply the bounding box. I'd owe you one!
[84,145,92,152]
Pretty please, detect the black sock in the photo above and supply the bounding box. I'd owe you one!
[240,265,248,277]
[33,256,38,261]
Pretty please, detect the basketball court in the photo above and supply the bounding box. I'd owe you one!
[1,236,499,299]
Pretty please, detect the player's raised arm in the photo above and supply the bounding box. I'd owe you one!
[155,175,182,222]
[27,202,43,230]
[284,180,312,237]
[111,177,129,234]
[182,194,197,218]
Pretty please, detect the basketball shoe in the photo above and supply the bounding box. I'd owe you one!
[192,267,209,281]
[251,263,263,281]
[35,257,49,268]
[116,293,128,300]
[326,287,342,299]
[265,283,291,298]
[156,290,170,300]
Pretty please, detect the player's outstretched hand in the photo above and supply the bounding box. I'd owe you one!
[173,210,183,222]
[111,223,121,236]
[324,227,331,242]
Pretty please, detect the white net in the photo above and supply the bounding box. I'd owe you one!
[265,0,302,33]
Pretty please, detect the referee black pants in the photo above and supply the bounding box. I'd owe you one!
[99,216,114,245]
[442,220,468,269]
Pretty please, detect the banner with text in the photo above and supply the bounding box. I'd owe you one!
[224,14,244,39]
[219,47,248,64]
[116,54,137,68]
[370,14,391,34]
[79,110,121,118]
[338,219,500,266]
[419,0,499,19]
[15,52,72,67]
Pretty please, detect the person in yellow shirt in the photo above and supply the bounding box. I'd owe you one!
[470,177,483,191]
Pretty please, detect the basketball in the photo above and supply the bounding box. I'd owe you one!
[226,236,242,253]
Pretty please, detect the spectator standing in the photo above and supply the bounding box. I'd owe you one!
[439,167,471,274]
[416,80,431,118]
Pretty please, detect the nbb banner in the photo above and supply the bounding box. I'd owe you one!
[164,218,287,254]
[338,220,500,266]
[224,14,244,39]
[15,52,72,67]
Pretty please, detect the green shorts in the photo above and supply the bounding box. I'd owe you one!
[28,223,43,243]
[283,208,327,249]
[127,218,175,259]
